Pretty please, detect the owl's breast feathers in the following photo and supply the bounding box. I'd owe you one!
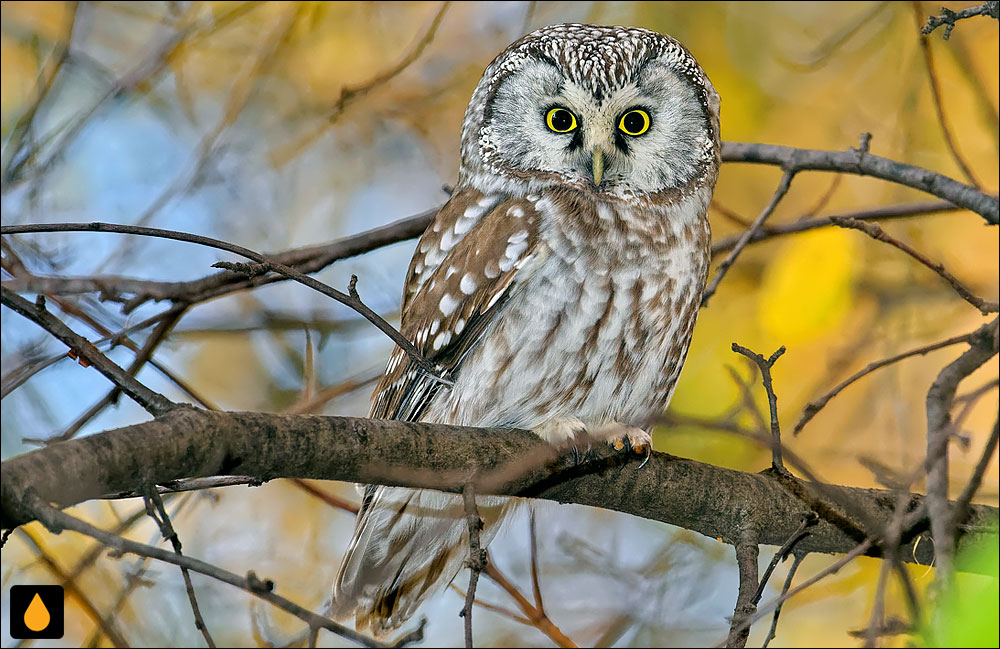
[370,185,711,429]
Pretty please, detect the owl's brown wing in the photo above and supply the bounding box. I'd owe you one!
[370,189,542,423]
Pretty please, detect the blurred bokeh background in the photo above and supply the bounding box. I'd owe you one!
[1,1,997,647]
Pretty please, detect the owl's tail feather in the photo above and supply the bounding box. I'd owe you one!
[331,486,509,638]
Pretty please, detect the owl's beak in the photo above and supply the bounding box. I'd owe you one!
[591,147,604,187]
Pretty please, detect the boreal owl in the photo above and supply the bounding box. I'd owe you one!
[332,22,720,637]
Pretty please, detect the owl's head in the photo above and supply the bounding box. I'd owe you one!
[459,24,720,200]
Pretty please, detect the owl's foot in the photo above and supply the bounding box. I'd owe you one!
[533,418,652,465]
[588,423,653,458]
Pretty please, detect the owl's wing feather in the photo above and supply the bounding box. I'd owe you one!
[370,189,542,423]
[333,191,542,636]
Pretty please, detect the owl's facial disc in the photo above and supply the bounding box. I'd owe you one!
[483,55,716,196]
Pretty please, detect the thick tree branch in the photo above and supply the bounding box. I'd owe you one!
[2,408,996,571]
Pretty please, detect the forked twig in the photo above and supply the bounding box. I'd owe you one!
[460,482,487,648]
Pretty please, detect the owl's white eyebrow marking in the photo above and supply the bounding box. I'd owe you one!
[439,293,459,316]
[460,273,477,294]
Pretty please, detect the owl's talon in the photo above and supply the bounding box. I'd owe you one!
[590,423,652,460]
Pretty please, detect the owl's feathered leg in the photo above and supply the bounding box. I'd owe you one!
[534,416,652,456]
[331,486,509,638]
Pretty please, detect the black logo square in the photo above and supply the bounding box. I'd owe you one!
[9,585,64,639]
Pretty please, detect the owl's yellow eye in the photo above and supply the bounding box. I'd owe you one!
[618,109,651,136]
[545,107,577,133]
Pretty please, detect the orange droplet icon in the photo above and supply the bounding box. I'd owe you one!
[24,593,51,632]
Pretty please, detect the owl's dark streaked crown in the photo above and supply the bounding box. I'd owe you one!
[499,24,713,106]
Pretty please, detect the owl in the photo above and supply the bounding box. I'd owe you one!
[332,23,720,637]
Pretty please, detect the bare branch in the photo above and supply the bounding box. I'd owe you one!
[761,552,806,648]
[142,486,216,648]
[731,344,787,470]
[0,221,448,383]
[831,216,998,313]
[754,513,817,606]
[794,328,981,436]
[1,208,436,312]
[24,493,387,649]
[710,199,959,256]
[952,417,1000,531]
[481,559,578,648]
[721,141,998,224]
[925,318,1000,580]
[719,540,874,648]
[0,287,174,415]
[921,1,998,39]
[703,171,794,306]
[3,408,996,570]
[725,530,760,648]
[460,483,486,649]
[913,2,983,189]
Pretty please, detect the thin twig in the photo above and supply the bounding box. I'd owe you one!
[460,482,486,649]
[1,303,182,400]
[761,552,806,648]
[753,513,817,606]
[142,486,216,647]
[15,526,132,648]
[449,584,532,625]
[482,560,578,648]
[731,344,787,471]
[46,293,217,409]
[709,199,959,256]
[794,328,980,436]
[831,216,997,313]
[0,222,449,384]
[719,540,874,648]
[798,175,843,221]
[273,1,451,164]
[528,509,545,614]
[921,0,998,39]
[35,307,186,443]
[951,417,1000,533]
[104,476,264,500]
[703,171,795,306]
[912,2,983,189]
[0,287,174,415]
[26,493,387,649]
[289,479,360,515]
